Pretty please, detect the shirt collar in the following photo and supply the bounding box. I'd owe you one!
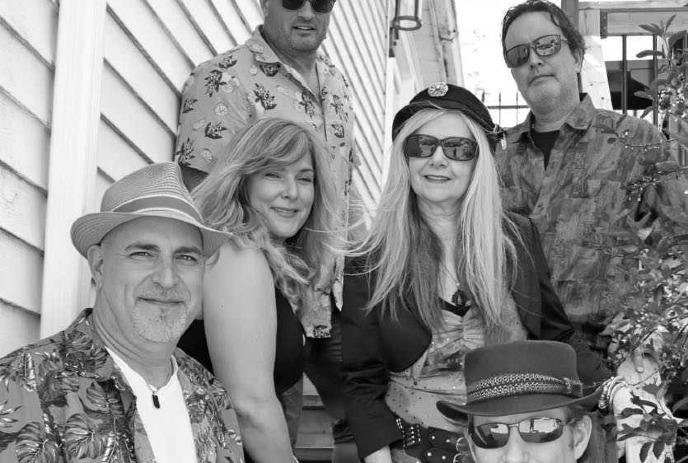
[507,94,595,144]
[61,308,122,384]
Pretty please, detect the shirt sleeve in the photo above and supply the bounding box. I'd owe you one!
[524,218,613,390]
[340,258,402,458]
[0,359,63,462]
[174,61,254,175]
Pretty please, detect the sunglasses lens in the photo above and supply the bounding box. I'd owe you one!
[533,35,562,57]
[312,0,335,12]
[442,137,478,161]
[471,423,510,449]
[282,0,305,10]
[470,418,566,449]
[518,418,565,444]
[505,44,530,68]
[282,0,335,12]
[404,135,437,158]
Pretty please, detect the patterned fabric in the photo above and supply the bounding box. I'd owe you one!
[468,373,583,402]
[0,309,244,463]
[174,27,356,337]
[497,95,688,342]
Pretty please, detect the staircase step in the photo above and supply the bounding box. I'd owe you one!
[296,375,333,461]
[294,431,333,461]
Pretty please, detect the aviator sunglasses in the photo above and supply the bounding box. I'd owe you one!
[470,417,574,449]
[504,34,568,68]
[404,134,478,162]
[282,0,336,13]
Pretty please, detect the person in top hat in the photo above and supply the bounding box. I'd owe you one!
[340,83,610,463]
[437,340,600,463]
[0,162,243,463]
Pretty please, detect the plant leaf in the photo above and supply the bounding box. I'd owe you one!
[637,50,666,59]
[640,106,655,119]
[653,440,665,459]
[640,24,663,35]
[665,14,676,32]
[640,441,652,462]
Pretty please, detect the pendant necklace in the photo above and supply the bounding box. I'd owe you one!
[146,383,161,409]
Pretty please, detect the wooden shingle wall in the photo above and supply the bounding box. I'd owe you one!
[0,0,391,355]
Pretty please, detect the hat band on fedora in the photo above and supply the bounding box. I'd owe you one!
[112,195,203,223]
[468,373,583,404]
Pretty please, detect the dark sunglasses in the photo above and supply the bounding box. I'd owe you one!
[404,134,478,162]
[470,417,573,449]
[282,0,336,13]
[504,34,568,68]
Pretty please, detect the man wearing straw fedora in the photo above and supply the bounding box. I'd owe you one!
[0,163,243,463]
[436,341,603,463]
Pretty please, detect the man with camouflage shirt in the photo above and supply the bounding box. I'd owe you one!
[497,0,688,349]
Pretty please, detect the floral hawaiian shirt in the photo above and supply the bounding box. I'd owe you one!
[174,27,356,338]
[0,309,244,463]
[496,95,688,346]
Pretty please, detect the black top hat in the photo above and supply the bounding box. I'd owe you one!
[437,340,601,420]
[391,82,505,150]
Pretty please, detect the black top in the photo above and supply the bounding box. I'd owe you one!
[531,129,559,168]
[178,288,305,395]
[341,214,612,458]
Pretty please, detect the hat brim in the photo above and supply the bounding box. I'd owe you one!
[392,101,498,150]
[71,210,230,258]
[437,389,601,420]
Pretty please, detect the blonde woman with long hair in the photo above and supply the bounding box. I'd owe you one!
[340,84,610,463]
[178,118,338,463]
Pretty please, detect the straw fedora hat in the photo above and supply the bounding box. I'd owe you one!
[71,162,230,257]
[437,340,601,420]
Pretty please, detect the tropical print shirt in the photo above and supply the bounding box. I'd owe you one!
[496,95,688,348]
[174,27,356,338]
[0,309,244,463]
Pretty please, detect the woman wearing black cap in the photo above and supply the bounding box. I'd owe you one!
[340,83,611,463]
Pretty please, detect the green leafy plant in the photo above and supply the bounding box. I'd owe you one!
[635,15,688,122]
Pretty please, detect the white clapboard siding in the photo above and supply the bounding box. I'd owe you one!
[0,19,53,126]
[145,0,216,66]
[0,229,43,314]
[100,66,175,164]
[0,91,51,190]
[0,0,56,356]
[322,0,389,206]
[0,0,57,66]
[107,0,195,91]
[176,0,237,54]
[0,300,40,356]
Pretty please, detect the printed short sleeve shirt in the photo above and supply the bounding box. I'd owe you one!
[496,95,688,338]
[0,309,244,463]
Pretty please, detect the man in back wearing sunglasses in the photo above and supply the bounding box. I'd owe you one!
[497,0,688,361]
[174,0,359,462]
[437,341,599,463]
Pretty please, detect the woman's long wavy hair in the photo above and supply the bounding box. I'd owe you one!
[193,118,338,306]
[354,109,520,340]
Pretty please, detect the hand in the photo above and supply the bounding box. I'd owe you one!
[363,446,392,463]
[612,364,677,462]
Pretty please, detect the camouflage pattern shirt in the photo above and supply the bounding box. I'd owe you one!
[496,95,688,343]
[0,310,244,463]
[174,27,356,338]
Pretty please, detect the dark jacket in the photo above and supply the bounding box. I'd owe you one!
[341,214,611,458]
